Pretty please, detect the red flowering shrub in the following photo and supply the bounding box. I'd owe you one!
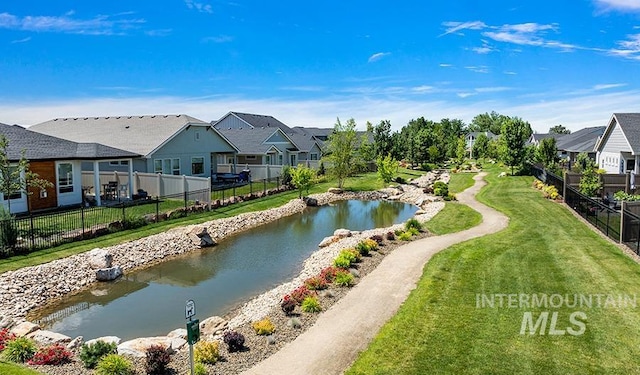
[290,285,316,305]
[304,275,328,290]
[281,295,296,315]
[320,266,340,283]
[28,344,73,366]
[0,328,16,351]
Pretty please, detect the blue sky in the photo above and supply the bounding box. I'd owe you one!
[2,0,640,132]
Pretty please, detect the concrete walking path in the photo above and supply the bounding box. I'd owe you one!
[241,172,509,375]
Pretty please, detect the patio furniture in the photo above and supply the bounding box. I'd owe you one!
[104,181,118,201]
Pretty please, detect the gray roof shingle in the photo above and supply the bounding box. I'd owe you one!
[556,126,605,153]
[612,113,640,154]
[231,112,292,132]
[215,127,298,154]
[30,114,209,157]
[0,123,139,161]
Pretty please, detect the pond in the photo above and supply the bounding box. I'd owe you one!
[29,199,418,341]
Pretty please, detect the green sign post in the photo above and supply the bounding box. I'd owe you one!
[185,300,199,375]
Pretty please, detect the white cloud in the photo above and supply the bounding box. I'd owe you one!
[504,71,517,75]
[594,83,628,90]
[609,33,640,59]
[0,12,145,35]
[457,92,476,98]
[202,35,234,43]
[145,29,172,37]
[465,66,490,73]
[595,0,640,12]
[440,21,487,36]
[185,0,213,14]
[10,36,31,44]
[439,63,453,67]
[412,85,435,93]
[368,52,391,63]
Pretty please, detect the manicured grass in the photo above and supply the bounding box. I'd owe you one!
[424,202,482,235]
[0,362,41,375]
[347,166,640,374]
[448,171,476,193]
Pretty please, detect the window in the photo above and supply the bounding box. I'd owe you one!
[266,155,271,165]
[154,158,180,175]
[109,160,129,166]
[58,163,74,194]
[2,166,22,200]
[195,131,200,141]
[246,155,256,160]
[310,153,319,161]
[191,157,204,175]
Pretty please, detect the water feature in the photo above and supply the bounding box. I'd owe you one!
[29,200,417,341]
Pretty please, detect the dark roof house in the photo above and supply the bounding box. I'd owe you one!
[595,113,640,174]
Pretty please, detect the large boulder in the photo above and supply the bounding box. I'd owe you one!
[118,337,174,357]
[333,229,351,238]
[11,321,40,337]
[85,336,121,346]
[303,197,318,207]
[87,248,113,269]
[199,316,228,337]
[318,236,335,247]
[188,226,216,248]
[96,266,123,281]
[27,330,71,346]
[167,328,187,339]
[328,187,343,194]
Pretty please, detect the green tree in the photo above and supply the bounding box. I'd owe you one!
[372,120,392,158]
[0,135,52,213]
[290,165,316,198]
[455,136,467,167]
[324,118,358,188]
[579,166,603,197]
[536,137,558,168]
[439,118,466,159]
[573,152,595,173]
[472,133,489,161]
[376,154,398,184]
[357,131,376,171]
[549,125,571,135]
[499,117,533,175]
[469,111,509,135]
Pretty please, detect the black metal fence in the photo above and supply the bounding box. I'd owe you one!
[0,177,288,256]
[531,164,640,253]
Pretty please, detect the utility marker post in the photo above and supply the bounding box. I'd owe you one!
[185,299,200,375]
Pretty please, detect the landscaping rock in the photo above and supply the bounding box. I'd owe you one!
[87,248,113,269]
[328,187,343,194]
[11,321,40,337]
[304,197,318,206]
[67,336,83,350]
[96,266,123,281]
[85,336,121,346]
[187,226,216,248]
[27,329,72,345]
[200,316,228,337]
[167,328,187,339]
[118,337,174,357]
[318,236,335,247]
[333,229,351,238]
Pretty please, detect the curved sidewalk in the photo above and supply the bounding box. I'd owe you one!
[242,172,509,375]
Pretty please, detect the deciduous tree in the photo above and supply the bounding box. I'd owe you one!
[324,118,358,188]
[499,117,533,175]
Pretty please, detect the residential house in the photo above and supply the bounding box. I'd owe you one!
[557,126,605,170]
[527,133,564,147]
[212,112,323,177]
[29,114,238,178]
[0,123,139,214]
[292,126,333,141]
[466,131,497,158]
[595,113,640,174]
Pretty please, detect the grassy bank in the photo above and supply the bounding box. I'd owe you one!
[347,167,640,374]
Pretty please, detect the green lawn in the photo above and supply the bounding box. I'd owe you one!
[0,362,41,375]
[424,202,482,235]
[347,166,640,374]
[448,171,476,193]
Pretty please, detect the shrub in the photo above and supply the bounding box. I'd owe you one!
[320,266,340,283]
[385,231,395,241]
[3,337,36,363]
[79,340,118,369]
[444,193,456,201]
[288,317,302,329]
[355,238,378,255]
[334,270,354,287]
[394,176,406,184]
[122,213,147,230]
[394,229,404,236]
[304,275,328,290]
[407,227,420,236]
[344,248,361,263]
[144,344,171,375]
[333,254,352,269]
[251,318,276,336]
[398,231,412,241]
[194,362,208,375]
[0,206,18,251]
[223,331,245,353]
[405,218,423,232]
[433,181,449,197]
[280,295,296,315]
[301,296,322,313]
[369,234,384,245]
[0,328,16,351]
[290,285,316,305]
[194,341,220,364]
[28,344,72,366]
[96,354,133,375]
[542,185,559,200]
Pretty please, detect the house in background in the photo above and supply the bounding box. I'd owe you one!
[527,133,564,147]
[557,126,605,170]
[466,131,497,158]
[29,114,238,178]
[0,123,139,214]
[595,113,640,174]
[212,112,324,178]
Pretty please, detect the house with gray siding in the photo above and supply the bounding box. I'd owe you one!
[29,114,238,178]
[595,113,640,174]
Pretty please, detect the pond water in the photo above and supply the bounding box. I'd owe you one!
[29,200,417,341]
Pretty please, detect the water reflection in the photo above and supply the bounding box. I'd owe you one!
[28,200,417,341]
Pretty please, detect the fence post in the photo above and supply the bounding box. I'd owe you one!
[263,179,266,194]
[626,172,631,194]
[81,205,86,239]
[606,209,610,237]
[207,177,212,210]
[156,199,159,223]
[29,215,35,250]
[620,201,625,243]
[563,171,567,201]
[250,181,253,195]
[184,191,188,210]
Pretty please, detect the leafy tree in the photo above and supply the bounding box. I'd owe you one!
[439,118,466,158]
[376,154,398,184]
[0,135,52,213]
[324,118,358,188]
[455,136,467,167]
[290,165,316,198]
[427,145,440,163]
[469,111,509,135]
[536,137,558,168]
[549,125,571,135]
[499,117,533,175]
[573,152,595,173]
[486,138,499,159]
[472,133,489,161]
[357,131,376,171]
[372,120,392,158]
[579,166,602,197]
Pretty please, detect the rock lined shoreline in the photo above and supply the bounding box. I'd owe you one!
[0,172,447,374]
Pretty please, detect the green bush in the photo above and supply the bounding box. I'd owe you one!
[194,362,208,375]
[433,181,449,197]
[145,344,171,375]
[194,341,220,364]
[0,206,18,251]
[333,254,351,268]
[405,218,422,232]
[301,296,322,313]
[398,231,413,241]
[334,249,359,268]
[96,354,133,375]
[80,340,118,369]
[304,275,328,290]
[122,213,147,230]
[334,270,354,287]
[355,238,378,255]
[3,337,36,363]
[443,193,456,201]
[251,318,276,336]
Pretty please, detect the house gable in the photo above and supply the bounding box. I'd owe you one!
[601,122,632,153]
[265,130,290,144]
